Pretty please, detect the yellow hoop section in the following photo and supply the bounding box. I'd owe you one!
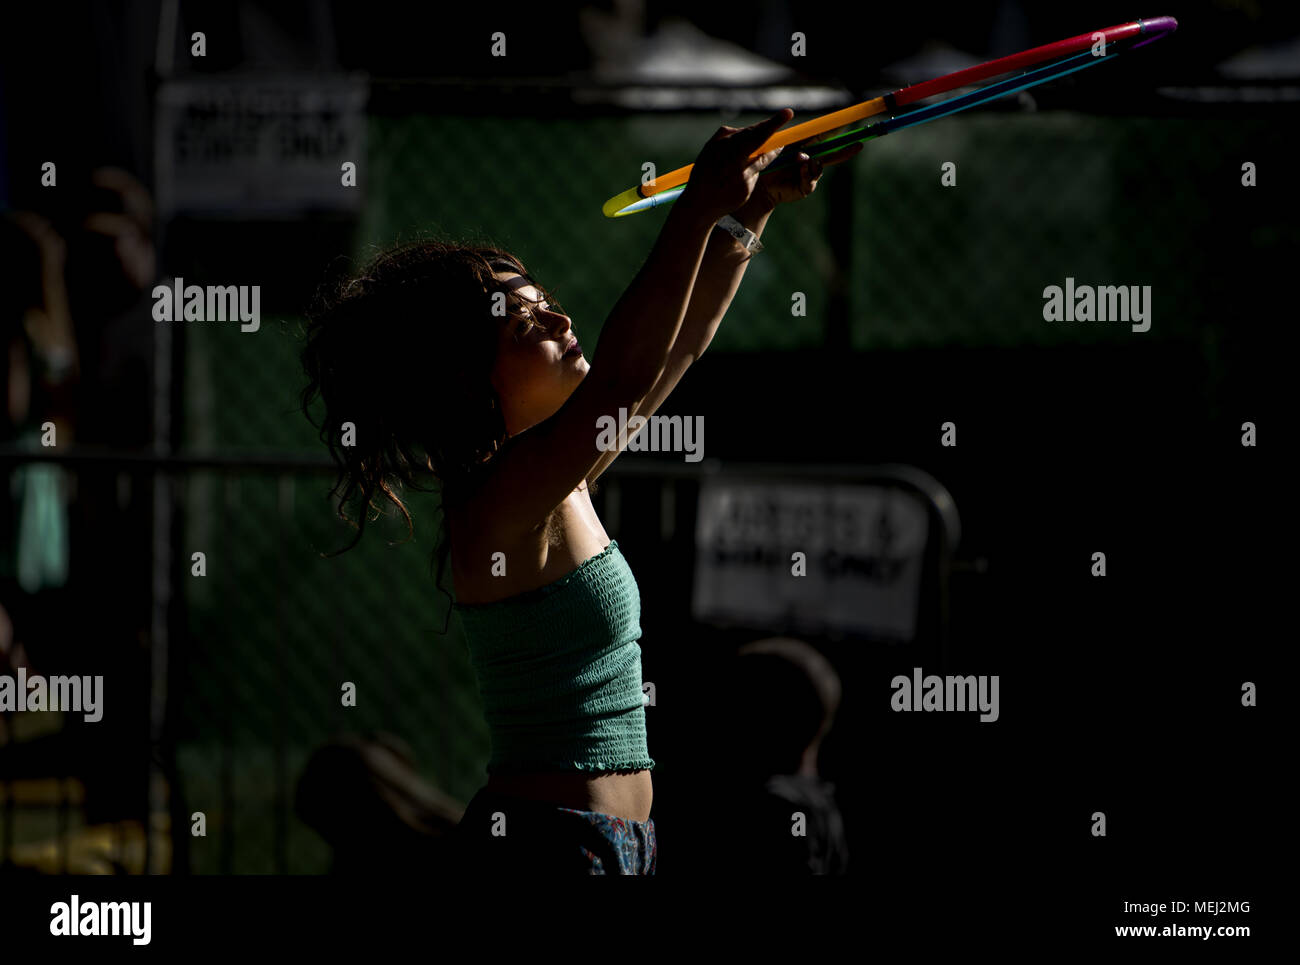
[601,95,888,218]
[602,187,646,219]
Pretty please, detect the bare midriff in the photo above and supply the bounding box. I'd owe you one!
[485,769,653,823]
[452,486,654,823]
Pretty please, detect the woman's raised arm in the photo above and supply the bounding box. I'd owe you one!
[461,112,792,541]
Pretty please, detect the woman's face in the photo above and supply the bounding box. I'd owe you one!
[490,271,589,435]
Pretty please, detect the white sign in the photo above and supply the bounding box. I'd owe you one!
[155,77,367,215]
[692,479,929,640]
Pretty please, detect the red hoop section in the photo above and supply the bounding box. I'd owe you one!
[892,20,1151,107]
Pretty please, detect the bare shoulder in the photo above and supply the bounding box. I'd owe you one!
[447,489,610,605]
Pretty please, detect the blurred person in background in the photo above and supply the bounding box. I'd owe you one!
[717,637,850,875]
[0,168,158,860]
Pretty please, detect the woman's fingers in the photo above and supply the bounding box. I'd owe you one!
[818,142,866,167]
[734,108,793,155]
[743,107,793,139]
[746,144,786,175]
[803,154,822,193]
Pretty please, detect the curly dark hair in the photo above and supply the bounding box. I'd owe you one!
[300,236,565,620]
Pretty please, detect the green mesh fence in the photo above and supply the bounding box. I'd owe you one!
[852,115,1220,350]
[173,105,1258,872]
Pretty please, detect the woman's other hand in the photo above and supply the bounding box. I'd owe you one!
[677,109,793,222]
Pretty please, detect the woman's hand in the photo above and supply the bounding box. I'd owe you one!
[677,109,793,223]
[751,133,865,209]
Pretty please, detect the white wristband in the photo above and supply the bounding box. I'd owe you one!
[715,214,763,253]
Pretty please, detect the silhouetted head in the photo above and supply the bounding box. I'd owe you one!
[726,637,843,777]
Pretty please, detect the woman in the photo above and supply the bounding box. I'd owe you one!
[301,109,862,874]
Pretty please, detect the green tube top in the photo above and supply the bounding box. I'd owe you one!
[452,540,655,774]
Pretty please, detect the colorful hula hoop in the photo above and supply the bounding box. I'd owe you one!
[602,16,1177,218]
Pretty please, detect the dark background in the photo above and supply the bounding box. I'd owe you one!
[0,0,1287,928]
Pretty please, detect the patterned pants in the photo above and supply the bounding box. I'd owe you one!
[448,786,657,875]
